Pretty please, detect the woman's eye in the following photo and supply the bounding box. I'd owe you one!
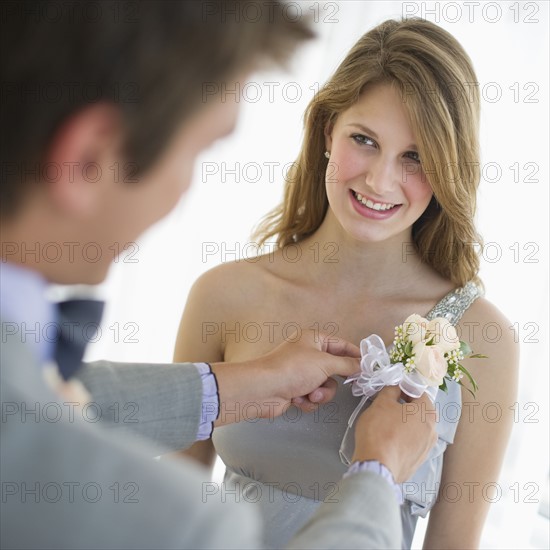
[351,133,376,147]
[405,151,421,163]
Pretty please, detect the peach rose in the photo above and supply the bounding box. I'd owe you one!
[403,314,429,345]
[413,341,448,386]
[427,317,459,354]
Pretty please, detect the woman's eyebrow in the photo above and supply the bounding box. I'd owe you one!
[345,122,418,150]
[345,122,379,139]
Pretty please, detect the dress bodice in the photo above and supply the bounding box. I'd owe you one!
[213,282,483,549]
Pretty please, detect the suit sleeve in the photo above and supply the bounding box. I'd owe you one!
[1,384,262,549]
[76,360,203,453]
[3,340,402,549]
[287,472,402,549]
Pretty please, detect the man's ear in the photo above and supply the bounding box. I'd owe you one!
[44,102,122,218]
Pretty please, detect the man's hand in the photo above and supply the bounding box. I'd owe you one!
[352,385,438,483]
[211,330,360,426]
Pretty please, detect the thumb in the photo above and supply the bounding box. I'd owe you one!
[324,355,360,378]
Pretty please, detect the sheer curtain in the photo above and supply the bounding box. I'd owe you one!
[86,2,549,548]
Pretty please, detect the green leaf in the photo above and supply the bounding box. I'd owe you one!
[439,377,448,393]
[458,380,477,399]
[404,340,413,356]
[458,364,479,394]
[459,340,472,356]
[468,353,489,359]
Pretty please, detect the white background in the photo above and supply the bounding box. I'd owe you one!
[85,2,549,548]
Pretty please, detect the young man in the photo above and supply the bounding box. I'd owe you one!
[1,2,437,548]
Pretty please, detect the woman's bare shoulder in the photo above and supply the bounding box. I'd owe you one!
[457,295,519,388]
[188,252,286,316]
[460,295,514,342]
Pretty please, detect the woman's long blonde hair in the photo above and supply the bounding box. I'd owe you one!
[254,18,483,287]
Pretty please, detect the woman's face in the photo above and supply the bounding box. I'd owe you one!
[324,82,433,244]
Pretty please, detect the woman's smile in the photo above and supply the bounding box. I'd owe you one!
[349,189,402,219]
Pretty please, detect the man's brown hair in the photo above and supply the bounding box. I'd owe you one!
[0,0,313,216]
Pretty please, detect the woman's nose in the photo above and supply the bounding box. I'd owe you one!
[364,157,398,196]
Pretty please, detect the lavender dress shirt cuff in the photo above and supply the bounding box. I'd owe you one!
[194,362,219,440]
[344,460,404,504]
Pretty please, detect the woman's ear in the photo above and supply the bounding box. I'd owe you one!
[44,102,122,219]
[324,121,334,152]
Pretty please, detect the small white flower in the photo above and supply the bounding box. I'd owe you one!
[404,356,416,373]
[452,368,464,382]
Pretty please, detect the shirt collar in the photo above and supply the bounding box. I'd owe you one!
[0,261,57,365]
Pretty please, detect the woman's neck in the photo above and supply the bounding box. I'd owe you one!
[297,209,434,297]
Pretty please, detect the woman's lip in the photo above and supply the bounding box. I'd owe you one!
[349,189,402,219]
[351,189,400,208]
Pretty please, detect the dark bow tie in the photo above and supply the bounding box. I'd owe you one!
[55,299,105,380]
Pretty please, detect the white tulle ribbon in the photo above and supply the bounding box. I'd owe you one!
[339,334,439,465]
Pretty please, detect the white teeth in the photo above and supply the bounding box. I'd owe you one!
[353,191,395,211]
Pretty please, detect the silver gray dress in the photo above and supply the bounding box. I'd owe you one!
[213,282,483,549]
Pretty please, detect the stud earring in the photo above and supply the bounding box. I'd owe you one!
[324,151,330,159]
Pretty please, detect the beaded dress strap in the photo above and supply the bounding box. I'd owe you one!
[425,281,484,326]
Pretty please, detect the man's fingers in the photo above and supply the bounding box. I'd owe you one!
[292,397,318,414]
[324,355,360,378]
[316,332,361,377]
[410,392,437,411]
[318,333,361,359]
[293,378,338,411]
[380,387,438,423]
[409,393,439,423]
[308,377,337,404]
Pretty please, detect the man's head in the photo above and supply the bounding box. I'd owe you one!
[0,0,312,283]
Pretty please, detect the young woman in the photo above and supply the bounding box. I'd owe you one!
[174,18,518,549]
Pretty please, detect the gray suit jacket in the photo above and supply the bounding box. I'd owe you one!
[1,334,402,549]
